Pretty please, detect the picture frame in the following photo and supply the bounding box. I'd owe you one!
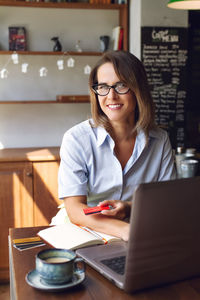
[9,27,27,51]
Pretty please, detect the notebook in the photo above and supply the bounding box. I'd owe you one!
[76,176,200,293]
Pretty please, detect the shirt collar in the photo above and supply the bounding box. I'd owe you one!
[136,127,159,151]
[95,124,159,148]
[96,126,109,147]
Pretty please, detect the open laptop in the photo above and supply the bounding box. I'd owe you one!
[76,176,200,293]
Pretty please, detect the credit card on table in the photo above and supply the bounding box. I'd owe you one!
[13,242,46,251]
[83,205,111,215]
[13,236,46,251]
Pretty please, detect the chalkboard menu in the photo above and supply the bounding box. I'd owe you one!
[141,27,188,149]
[188,15,200,110]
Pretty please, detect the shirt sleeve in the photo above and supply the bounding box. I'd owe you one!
[58,131,88,199]
[158,131,177,181]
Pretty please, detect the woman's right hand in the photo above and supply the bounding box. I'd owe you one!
[99,200,131,220]
[64,196,131,241]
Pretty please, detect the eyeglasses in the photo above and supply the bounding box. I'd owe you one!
[92,82,130,96]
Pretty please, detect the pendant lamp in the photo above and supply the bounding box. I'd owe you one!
[167,0,200,9]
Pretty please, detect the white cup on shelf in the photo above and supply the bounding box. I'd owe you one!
[180,159,199,178]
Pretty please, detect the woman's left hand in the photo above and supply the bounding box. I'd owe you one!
[98,200,131,220]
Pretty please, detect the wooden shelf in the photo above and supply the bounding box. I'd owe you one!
[56,94,89,102]
[0,1,129,104]
[0,147,60,162]
[0,1,126,10]
[0,101,58,104]
[0,0,128,52]
[0,50,103,56]
[0,95,90,104]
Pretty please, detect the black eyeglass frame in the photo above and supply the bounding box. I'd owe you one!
[92,83,130,96]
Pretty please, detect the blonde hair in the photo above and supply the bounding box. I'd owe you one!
[89,50,155,138]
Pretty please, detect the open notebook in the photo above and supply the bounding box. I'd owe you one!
[37,223,120,250]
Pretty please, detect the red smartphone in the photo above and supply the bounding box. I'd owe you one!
[83,205,111,215]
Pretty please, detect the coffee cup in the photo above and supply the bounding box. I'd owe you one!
[180,159,199,178]
[36,248,85,285]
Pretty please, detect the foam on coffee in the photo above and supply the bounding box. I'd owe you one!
[45,257,70,263]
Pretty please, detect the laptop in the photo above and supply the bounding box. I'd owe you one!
[76,176,200,293]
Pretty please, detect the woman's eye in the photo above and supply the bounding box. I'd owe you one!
[99,85,108,90]
[118,83,126,88]
[116,83,126,90]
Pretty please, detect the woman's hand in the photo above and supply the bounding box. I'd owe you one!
[64,197,131,241]
[98,200,131,220]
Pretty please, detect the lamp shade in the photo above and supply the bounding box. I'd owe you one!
[167,0,200,9]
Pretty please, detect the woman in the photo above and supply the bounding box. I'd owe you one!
[56,51,176,241]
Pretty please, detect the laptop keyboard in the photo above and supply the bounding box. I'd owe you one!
[100,256,125,275]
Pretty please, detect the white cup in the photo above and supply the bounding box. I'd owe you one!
[180,159,199,178]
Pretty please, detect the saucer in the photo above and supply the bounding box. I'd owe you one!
[25,269,85,292]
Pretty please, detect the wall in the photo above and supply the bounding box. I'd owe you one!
[0,103,91,148]
[129,0,188,58]
[0,1,188,149]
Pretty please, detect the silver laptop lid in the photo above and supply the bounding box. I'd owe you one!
[124,176,200,292]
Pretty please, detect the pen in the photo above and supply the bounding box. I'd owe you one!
[80,226,108,244]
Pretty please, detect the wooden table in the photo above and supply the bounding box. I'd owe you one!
[9,226,200,300]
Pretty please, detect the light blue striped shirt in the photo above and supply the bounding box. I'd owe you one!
[58,119,176,206]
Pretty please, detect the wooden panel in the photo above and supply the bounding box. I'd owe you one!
[33,161,62,226]
[0,162,33,281]
[119,1,129,51]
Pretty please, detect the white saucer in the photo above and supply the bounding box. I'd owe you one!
[25,269,85,292]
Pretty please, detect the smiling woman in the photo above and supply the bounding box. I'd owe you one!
[89,51,155,140]
[93,62,137,132]
[52,50,176,241]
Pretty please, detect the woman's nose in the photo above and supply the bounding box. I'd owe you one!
[107,87,118,99]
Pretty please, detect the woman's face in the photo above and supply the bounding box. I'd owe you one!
[96,62,137,127]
